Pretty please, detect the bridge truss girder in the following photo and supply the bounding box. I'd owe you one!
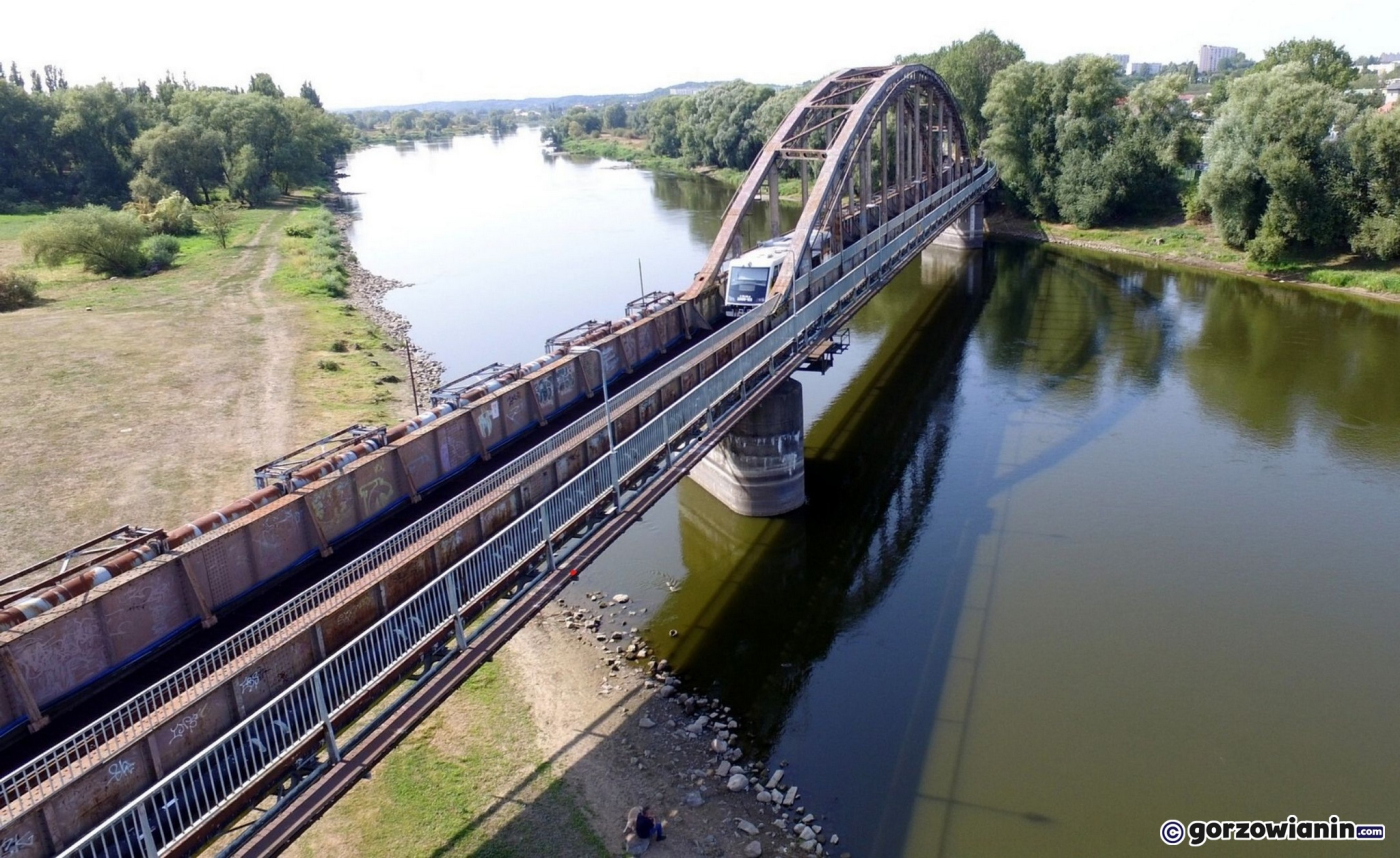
[681,64,978,311]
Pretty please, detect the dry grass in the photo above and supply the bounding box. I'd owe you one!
[0,204,413,573]
[287,661,607,858]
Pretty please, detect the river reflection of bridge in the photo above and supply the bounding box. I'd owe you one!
[631,240,1200,854]
[622,245,985,848]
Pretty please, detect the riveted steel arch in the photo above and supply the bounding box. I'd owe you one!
[681,64,976,309]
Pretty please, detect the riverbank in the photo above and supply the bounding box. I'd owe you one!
[988,212,1400,303]
[292,596,850,857]
[0,201,416,576]
[562,135,805,200]
[326,189,444,403]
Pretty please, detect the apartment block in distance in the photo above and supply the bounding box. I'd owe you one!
[1199,45,1242,74]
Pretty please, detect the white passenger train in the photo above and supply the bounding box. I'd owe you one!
[721,231,830,318]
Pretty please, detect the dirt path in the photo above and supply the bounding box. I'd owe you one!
[235,221,297,464]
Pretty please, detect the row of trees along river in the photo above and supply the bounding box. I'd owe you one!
[543,33,1400,269]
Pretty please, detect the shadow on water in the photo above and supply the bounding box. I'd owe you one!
[650,248,991,741]
[462,240,1400,856]
[628,241,1183,854]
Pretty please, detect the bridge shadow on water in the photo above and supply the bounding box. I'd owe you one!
[456,241,1181,857]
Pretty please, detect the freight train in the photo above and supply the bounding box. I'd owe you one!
[0,286,724,741]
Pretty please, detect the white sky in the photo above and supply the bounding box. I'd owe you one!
[2,0,1389,109]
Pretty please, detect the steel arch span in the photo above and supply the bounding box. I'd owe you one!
[682,64,986,318]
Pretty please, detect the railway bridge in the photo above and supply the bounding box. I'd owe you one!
[0,63,996,857]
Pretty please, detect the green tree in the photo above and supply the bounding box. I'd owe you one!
[132,121,225,203]
[299,81,323,109]
[8,62,21,88]
[1343,109,1400,260]
[1199,63,1356,260]
[982,61,1058,217]
[51,83,143,204]
[752,86,806,148]
[248,73,284,99]
[29,69,41,95]
[22,205,150,276]
[640,96,691,158]
[602,102,627,130]
[0,79,60,206]
[156,72,179,107]
[1253,38,1357,90]
[899,31,1025,147]
[42,64,65,93]
[984,57,1195,227]
[681,81,774,169]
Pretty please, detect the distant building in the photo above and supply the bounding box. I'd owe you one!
[1383,79,1400,112]
[1107,54,1130,73]
[1366,61,1400,76]
[1130,62,1164,76]
[1199,45,1241,74]
[1380,52,1400,63]
[669,85,708,96]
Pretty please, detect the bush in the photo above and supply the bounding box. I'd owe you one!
[284,223,315,238]
[144,235,181,271]
[1182,183,1211,224]
[21,206,150,277]
[0,269,39,312]
[1351,213,1400,262]
[198,202,241,249]
[317,359,341,371]
[147,193,197,236]
[1246,229,1288,267]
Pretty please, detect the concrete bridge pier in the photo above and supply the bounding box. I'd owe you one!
[931,201,984,250]
[689,378,805,516]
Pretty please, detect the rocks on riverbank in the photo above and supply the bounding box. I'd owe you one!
[554,593,849,856]
[326,191,444,403]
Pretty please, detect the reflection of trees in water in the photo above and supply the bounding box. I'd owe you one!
[650,173,802,251]
[976,243,1170,405]
[1181,278,1400,464]
[652,251,990,747]
[977,239,1400,465]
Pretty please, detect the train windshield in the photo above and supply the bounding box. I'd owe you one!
[727,266,771,303]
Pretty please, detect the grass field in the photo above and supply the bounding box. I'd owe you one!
[287,662,608,858]
[0,202,412,570]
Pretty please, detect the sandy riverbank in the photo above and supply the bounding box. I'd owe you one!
[292,591,851,857]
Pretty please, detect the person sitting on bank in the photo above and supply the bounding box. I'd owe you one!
[624,805,665,853]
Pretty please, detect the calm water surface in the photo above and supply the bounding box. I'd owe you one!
[342,131,1400,856]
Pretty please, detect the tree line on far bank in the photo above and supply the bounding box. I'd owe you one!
[340,107,520,145]
[541,33,1400,267]
[0,68,351,298]
[981,38,1400,264]
[0,68,347,210]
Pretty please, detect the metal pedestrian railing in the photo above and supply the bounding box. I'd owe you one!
[57,165,995,857]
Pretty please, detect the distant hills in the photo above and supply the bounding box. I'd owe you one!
[342,82,727,114]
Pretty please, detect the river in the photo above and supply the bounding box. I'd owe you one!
[341,130,1400,856]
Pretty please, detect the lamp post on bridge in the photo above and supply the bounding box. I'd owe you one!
[571,345,623,511]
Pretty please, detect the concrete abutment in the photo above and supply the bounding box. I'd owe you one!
[689,378,805,517]
[931,200,984,250]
